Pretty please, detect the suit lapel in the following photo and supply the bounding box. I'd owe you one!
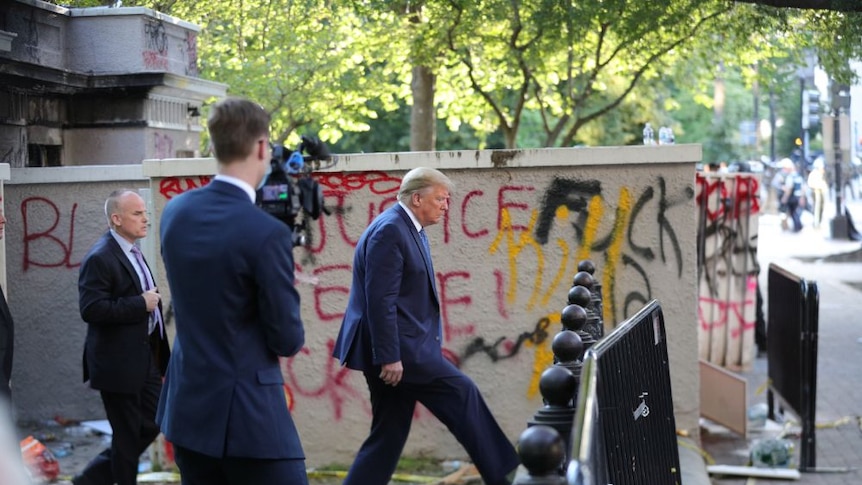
[104,233,143,294]
[393,205,438,302]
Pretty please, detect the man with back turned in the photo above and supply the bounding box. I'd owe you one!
[157,97,308,485]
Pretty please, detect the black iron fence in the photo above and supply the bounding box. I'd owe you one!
[766,263,819,471]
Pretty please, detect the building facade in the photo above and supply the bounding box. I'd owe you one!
[0,0,226,168]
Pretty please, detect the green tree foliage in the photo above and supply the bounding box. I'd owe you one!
[49,0,862,155]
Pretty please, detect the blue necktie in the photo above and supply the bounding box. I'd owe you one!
[419,229,442,341]
[131,246,164,337]
[419,229,432,262]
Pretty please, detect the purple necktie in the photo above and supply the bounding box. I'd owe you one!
[131,246,163,337]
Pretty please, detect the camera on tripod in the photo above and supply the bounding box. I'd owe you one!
[256,135,333,247]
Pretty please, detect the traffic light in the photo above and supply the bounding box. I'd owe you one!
[801,89,820,130]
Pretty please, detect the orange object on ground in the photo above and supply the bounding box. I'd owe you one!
[19,435,60,482]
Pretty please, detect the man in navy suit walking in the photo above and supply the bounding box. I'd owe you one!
[333,167,519,485]
[158,97,307,485]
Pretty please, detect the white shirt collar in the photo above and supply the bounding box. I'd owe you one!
[398,201,423,233]
[109,229,136,254]
[214,174,256,203]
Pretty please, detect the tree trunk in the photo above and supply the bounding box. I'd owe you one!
[410,65,436,152]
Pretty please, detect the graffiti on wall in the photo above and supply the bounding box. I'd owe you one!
[695,173,761,370]
[153,132,174,160]
[20,196,81,271]
[182,31,199,77]
[143,19,169,70]
[15,169,693,419]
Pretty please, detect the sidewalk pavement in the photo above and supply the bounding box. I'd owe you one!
[699,197,862,485]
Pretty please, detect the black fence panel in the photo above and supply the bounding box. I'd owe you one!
[567,300,681,485]
[766,263,819,471]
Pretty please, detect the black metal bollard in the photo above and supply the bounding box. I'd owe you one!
[552,330,584,406]
[577,260,605,339]
[513,266,603,484]
[513,425,568,485]
[560,302,596,352]
[528,365,577,473]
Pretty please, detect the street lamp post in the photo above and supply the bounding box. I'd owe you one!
[828,81,851,240]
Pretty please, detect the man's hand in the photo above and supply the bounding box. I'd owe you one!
[380,361,403,386]
[142,288,161,312]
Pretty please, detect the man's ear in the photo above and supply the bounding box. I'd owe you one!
[257,139,268,161]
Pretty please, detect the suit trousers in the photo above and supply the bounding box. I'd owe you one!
[343,371,519,485]
[74,350,162,485]
[173,445,308,485]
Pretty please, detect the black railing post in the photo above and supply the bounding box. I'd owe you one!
[513,425,568,485]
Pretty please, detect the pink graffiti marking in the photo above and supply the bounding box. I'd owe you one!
[282,341,369,421]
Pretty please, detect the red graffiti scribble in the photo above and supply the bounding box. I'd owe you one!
[282,341,369,421]
[21,197,80,271]
[317,171,401,195]
[695,174,760,221]
[142,50,169,70]
[732,175,761,217]
[498,186,534,232]
[461,190,488,239]
[438,271,476,340]
[494,269,509,319]
[312,264,351,321]
[159,176,212,200]
[326,192,396,250]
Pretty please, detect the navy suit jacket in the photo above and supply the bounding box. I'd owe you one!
[332,204,460,384]
[156,180,305,459]
[78,232,170,394]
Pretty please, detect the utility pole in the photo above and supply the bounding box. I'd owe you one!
[825,80,851,239]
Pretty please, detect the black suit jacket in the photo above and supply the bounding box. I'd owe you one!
[78,232,170,394]
[0,286,13,399]
[157,180,305,459]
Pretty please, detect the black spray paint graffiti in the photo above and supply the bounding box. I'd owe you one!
[458,316,552,365]
[182,31,199,76]
[144,20,168,54]
[457,175,694,366]
[534,176,694,322]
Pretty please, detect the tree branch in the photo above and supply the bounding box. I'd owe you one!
[734,0,862,12]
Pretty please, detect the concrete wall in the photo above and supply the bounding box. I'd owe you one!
[6,146,701,466]
[696,173,761,371]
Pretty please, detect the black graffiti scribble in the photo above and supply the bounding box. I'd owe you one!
[458,316,553,365]
[656,178,694,278]
[144,20,168,54]
[534,178,601,245]
[696,208,759,297]
[622,254,650,317]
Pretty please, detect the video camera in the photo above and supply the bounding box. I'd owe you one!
[256,135,333,247]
